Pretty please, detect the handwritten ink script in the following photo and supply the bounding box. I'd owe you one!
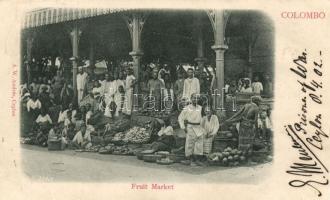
[285,50,329,197]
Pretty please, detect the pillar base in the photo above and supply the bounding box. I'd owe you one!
[211,44,228,51]
[194,57,207,63]
[129,51,144,57]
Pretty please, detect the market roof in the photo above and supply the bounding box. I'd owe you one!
[23,8,129,29]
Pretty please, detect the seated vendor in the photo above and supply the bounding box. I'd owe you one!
[35,109,53,146]
[72,124,92,149]
[85,103,93,125]
[48,124,67,150]
[73,112,85,132]
[92,80,102,99]
[148,118,176,153]
[62,111,75,140]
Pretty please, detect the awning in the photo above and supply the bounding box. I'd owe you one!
[23,8,127,29]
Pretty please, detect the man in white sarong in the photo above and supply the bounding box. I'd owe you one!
[76,67,88,102]
[123,68,136,116]
[113,73,125,117]
[182,68,200,101]
[178,93,206,166]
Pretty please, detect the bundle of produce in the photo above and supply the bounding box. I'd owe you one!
[112,145,134,155]
[99,143,116,154]
[85,145,102,152]
[20,137,35,145]
[123,127,151,144]
[208,147,246,167]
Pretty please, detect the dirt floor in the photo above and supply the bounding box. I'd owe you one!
[20,144,272,184]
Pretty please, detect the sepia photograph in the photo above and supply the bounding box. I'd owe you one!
[19,8,275,182]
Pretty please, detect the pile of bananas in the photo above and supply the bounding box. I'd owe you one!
[123,127,151,144]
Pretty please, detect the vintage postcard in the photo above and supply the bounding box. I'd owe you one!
[0,0,329,199]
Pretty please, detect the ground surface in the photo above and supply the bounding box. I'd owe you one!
[21,144,271,183]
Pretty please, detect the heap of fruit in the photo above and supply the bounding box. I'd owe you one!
[112,132,125,142]
[208,147,246,167]
[122,127,151,144]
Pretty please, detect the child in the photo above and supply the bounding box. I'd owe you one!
[72,124,92,149]
[48,124,67,150]
[257,108,272,141]
[201,106,220,155]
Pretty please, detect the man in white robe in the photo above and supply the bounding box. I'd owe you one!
[251,76,263,94]
[113,73,125,117]
[178,93,205,166]
[123,68,136,116]
[182,68,200,101]
[76,67,88,102]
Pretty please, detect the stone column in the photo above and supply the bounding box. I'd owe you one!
[123,12,148,112]
[123,13,147,82]
[129,51,143,79]
[207,10,229,110]
[69,23,82,104]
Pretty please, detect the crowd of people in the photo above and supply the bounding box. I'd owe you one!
[20,58,273,166]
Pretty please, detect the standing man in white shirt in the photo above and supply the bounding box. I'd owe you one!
[76,66,88,103]
[251,76,263,94]
[178,93,206,166]
[182,68,200,101]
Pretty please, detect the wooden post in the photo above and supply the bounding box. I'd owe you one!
[194,14,206,73]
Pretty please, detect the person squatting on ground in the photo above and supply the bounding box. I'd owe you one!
[148,118,176,153]
[72,123,92,149]
[35,108,53,146]
[178,93,206,166]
